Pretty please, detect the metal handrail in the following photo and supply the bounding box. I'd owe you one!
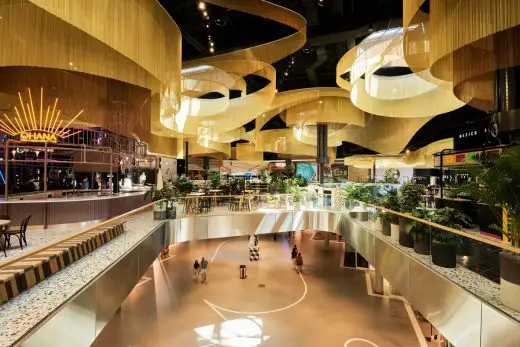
[363,201,520,254]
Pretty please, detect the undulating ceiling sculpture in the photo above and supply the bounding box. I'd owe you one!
[403,0,520,111]
[0,0,476,162]
[337,27,464,118]
[344,138,453,169]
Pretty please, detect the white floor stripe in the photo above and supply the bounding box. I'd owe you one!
[211,239,235,262]
[344,338,379,347]
[205,272,307,315]
[204,300,228,321]
[204,237,308,316]
[135,276,152,287]
[363,272,428,347]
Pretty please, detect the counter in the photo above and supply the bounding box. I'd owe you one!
[0,192,148,227]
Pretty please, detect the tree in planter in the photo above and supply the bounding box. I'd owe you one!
[208,171,221,189]
[458,147,520,311]
[380,189,400,237]
[430,207,471,268]
[380,168,400,184]
[406,205,433,255]
[397,182,425,247]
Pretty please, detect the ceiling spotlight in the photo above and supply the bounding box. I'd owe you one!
[210,47,215,53]
[206,24,209,28]
[406,149,410,154]
[198,2,206,10]
[302,47,314,54]
[203,11,208,17]
[210,42,214,47]
[319,100,323,104]
[69,62,73,66]
[284,72,288,76]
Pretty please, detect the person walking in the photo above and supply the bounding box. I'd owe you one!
[296,252,303,274]
[193,259,200,280]
[200,257,208,284]
[291,245,298,271]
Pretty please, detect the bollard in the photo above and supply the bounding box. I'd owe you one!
[240,264,247,279]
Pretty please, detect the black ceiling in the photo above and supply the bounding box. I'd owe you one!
[160,0,489,158]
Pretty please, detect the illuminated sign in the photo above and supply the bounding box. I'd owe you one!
[20,131,58,143]
[0,88,83,143]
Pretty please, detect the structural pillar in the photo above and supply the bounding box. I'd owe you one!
[373,268,384,295]
[496,67,520,134]
[203,156,210,179]
[316,124,328,185]
[185,141,189,177]
[324,232,330,252]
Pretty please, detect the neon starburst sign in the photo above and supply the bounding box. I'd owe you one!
[0,88,83,143]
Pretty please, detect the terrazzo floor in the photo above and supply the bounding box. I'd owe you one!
[0,210,160,347]
[0,220,103,260]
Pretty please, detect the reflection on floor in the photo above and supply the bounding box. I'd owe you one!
[2,220,102,260]
[93,232,420,347]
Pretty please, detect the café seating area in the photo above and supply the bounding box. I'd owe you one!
[0,215,32,257]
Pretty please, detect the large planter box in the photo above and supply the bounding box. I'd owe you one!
[431,240,457,268]
[398,217,414,248]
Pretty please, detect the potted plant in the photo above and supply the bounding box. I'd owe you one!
[459,148,520,311]
[144,186,166,220]
[397,182,425,248]
[380,168,400,184]
[161,181,178,219]
[208,171,221,189]
[430,207,471,268]
[381,189,400,239]
[291,186,303,210]
[407,205,432,255]
[344,184,372,221]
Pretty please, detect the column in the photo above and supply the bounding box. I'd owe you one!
[496,67,520,133]
[203,156,210,179]
[324,232,330,252]
[185,141,189,177]
[316,124,328,185]
[373,268,384,295]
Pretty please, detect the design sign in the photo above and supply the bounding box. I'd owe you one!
[0,88,84,143]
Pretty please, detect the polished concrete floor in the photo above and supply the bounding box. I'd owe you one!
[93,233,420,347]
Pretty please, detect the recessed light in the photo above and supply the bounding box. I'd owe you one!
[69,62,73,66]
[198,2,206,10]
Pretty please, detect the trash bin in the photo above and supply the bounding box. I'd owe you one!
[240,265,247,279]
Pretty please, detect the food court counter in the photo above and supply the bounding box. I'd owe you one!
[0,191,148,227]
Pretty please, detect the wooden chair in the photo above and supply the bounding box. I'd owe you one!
[4,215,31,250]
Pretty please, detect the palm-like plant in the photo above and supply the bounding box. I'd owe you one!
[381,189,400,224]
[430,207,472,244]
[459,147,520,247]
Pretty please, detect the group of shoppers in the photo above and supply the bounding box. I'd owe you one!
[192,233,304,285]
[291,244,303,273]
[192,257,208,283]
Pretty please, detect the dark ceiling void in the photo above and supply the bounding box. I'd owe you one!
[198,91,225,99]
[260,114,289,131]
[373,66,413,77]
[231,139,249,148]
[419,0,430,14]
[405,105,490,151]
[337,142,378,158]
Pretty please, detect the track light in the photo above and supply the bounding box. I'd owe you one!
[198,2,206,10]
